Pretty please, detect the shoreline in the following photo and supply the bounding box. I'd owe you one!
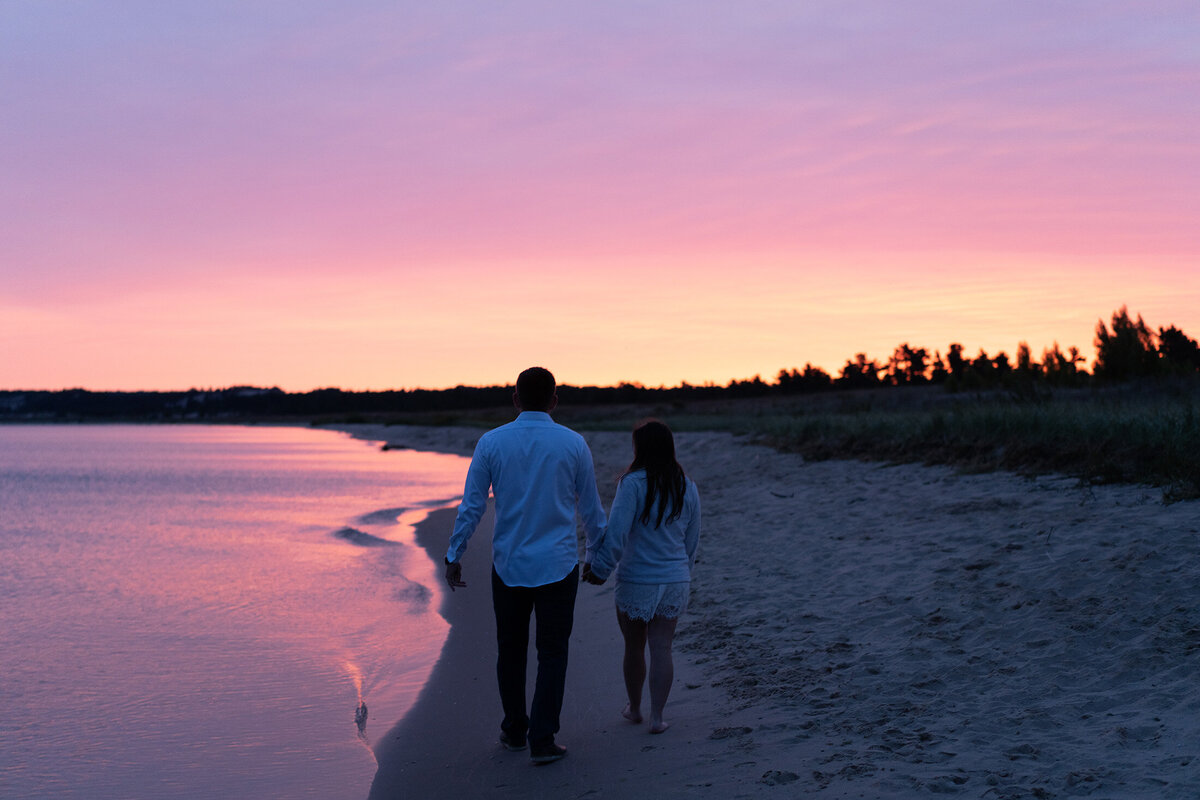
[338,422,1200,799]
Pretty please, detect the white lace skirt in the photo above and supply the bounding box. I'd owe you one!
[614,581,690,621]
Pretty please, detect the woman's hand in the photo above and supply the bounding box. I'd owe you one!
[581,563,606,586]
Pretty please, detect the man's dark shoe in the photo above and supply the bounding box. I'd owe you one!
[530,742,567,764]
[499,731,527,751]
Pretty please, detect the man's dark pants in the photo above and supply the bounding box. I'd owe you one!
[491,565,579,747]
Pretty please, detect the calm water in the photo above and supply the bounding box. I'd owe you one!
[0,425,469,800]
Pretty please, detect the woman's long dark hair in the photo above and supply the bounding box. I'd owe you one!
[622,419,686,527]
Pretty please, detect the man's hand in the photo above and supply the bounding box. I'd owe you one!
[581,563,606,586]
[445,561,466,591]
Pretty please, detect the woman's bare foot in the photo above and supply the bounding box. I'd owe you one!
[649,718,670,734]
[622,704,643,723]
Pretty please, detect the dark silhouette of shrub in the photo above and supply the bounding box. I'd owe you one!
[929,351,948,384]
[887,344,929,386]
[1094,306,1160,382]
[1040,343,1086,387]
[1015,343,1039,376]
[1158,325,1200,374]
[838,353,883,389]
[778,365,833,394]
[946,344,968,381]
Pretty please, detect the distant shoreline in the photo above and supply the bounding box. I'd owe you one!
[6,379,1199,500]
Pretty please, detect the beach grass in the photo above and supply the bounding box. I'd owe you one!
[751,398,1200,500]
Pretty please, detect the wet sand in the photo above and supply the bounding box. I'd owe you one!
[339,424,1200,799]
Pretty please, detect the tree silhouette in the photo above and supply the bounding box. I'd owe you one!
[1158,325,1200,373]
[992,352,1011,376]
[887,343,930,386]
[946,344,968,381]
[970,349,994,384]
[1041,342,1086,386]
[1015,342,1039,376]
[1094,306,1160,382]
[929,351,948,384]
[777,364,833,393]
[800,364,833,390]
[839,353,883,388]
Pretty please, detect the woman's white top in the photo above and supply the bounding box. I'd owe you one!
[587,470,700,584]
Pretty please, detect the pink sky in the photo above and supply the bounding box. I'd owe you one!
[3,1,1198,390]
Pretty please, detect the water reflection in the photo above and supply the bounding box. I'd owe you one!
[0,425,467,800]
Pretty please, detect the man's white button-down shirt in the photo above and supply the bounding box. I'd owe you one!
[447,411,607,587]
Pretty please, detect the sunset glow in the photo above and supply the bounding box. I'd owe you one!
[3,2,1197,390]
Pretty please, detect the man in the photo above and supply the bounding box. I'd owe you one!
[444,367,607,764]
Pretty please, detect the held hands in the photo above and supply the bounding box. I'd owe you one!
[448,559,603,589]
[581,563,606,586]
[445,561,467,591]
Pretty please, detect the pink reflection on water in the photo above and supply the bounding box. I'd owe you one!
[0,425,468,800]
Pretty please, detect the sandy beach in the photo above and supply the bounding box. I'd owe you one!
[335,423,1200,799]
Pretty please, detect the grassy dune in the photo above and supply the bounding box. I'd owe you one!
[749,392,1200,501]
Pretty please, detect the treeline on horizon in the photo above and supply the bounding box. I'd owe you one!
[775,306,1200,392]
[4,307,1199,422]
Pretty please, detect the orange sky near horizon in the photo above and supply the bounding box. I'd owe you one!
[7,250,1195,392]
[3,3,1198,392]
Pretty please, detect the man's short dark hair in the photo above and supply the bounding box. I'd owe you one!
[516,367,556,411]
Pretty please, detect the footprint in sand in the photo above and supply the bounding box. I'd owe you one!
[759,770,799,785]
[709,726,753,740]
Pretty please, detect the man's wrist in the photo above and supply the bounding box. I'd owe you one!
[444,556,455,565]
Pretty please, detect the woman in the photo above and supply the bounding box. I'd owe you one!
[584,419,701,734]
